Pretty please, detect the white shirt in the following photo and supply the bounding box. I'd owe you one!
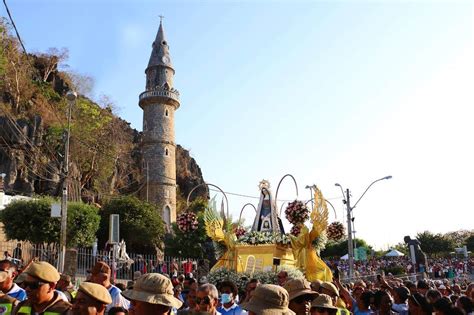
[106,284,130,312]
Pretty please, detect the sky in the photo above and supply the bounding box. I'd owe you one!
[3,0,473,249]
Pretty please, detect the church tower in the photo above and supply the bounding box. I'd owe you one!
[139,20,180,228]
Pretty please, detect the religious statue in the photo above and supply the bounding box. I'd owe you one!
[290,188,333,282]
[251,180,284,234]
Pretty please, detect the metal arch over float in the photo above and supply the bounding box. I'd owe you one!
[202,175,334,281]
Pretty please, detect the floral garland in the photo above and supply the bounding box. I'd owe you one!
[208,266,304,292]
[177,211,199,232]
[234,226,247,238]
[237,231,291,246]
[285,200,310,225]
[327,221,345,241]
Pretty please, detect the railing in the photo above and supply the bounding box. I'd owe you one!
[139,88,180,103]
[1,241,196,281]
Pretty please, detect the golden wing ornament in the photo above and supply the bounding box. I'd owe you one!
[204,197,225,242]
[311,187,329,235]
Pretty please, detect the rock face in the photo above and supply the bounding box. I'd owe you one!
[176,145,208,201]
[0,115,207,204]
[0,115,61,196]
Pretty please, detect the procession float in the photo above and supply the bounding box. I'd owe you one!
[184,177,345,282]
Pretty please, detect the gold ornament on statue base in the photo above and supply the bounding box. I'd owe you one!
[204,180,332,282]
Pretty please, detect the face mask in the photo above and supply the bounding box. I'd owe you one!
[221,293,232,304]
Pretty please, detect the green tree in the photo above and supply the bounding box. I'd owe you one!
[164,198,213,259]
[67,202,100,247]
[321,238,372,258]
[0,198,100,247]
[416,231,454,257]
[444,230,473,248]
[97,196,165,253]
[465,234,474,251]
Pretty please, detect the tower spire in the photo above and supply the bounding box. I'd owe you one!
[148,17,173,69]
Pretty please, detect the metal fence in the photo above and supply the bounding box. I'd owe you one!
[1,241,197,281]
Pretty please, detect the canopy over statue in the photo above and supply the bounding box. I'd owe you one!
[251,180,285,234]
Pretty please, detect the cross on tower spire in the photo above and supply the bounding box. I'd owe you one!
[159,15,165,24]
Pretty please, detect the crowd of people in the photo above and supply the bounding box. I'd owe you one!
[0,256,473,315]
[328,257,473,280]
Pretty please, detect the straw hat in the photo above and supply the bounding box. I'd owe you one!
[88,261,111,275]
[283,278,319,301]
[79,282,112,305]
[311,294,338,310]
[25,261,60,282]
[311,280,323,292]
[242,284,296,315]
[121,273,183,308]
[321,282,339,297]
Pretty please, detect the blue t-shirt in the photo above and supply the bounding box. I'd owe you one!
[217,303,247,315]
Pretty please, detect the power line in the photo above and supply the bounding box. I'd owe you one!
[208,188,342,203]
[2,0,29,57]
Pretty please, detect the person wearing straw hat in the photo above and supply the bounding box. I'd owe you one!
[241,284,295,315]
[88,261,130,312]
[0,271,20,315]
[284,278,319,315]
[310,294,338,315]
[121,273,183,315]
[71,282,112,315]
[12,261,71,315]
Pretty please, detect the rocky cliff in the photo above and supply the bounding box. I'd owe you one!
[0,114,207,204]
[0,20,207,204]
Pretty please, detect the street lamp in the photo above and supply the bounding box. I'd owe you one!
[335,175,392,279]
[59,90,76,273]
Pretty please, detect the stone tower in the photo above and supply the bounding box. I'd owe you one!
[139,20,180,228]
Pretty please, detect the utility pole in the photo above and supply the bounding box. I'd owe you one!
[346,188,354,279]
[59,91,76,273]
[335,175,392,280]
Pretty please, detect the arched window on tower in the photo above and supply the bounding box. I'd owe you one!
[163,205,171,230]
[164,147,169,157]
[163,205,171,227]
[165,109,169,117]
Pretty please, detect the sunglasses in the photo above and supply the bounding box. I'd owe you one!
[293,294,314,304]
[195,296,212,305]
[23,281,47,290]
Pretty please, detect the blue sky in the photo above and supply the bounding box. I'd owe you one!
[4,0,473,248]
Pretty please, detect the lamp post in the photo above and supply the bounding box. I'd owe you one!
[59,90,76,273]
[335,175,392,279]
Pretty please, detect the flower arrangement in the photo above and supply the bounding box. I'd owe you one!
[237,231,291,246]
[285,200,310,225]
[312,230,328,254]
[234,226,247,238]
[177,211,199,232]
[208,266,304,292]
[327,221,345,241]
[290,225,302,236]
